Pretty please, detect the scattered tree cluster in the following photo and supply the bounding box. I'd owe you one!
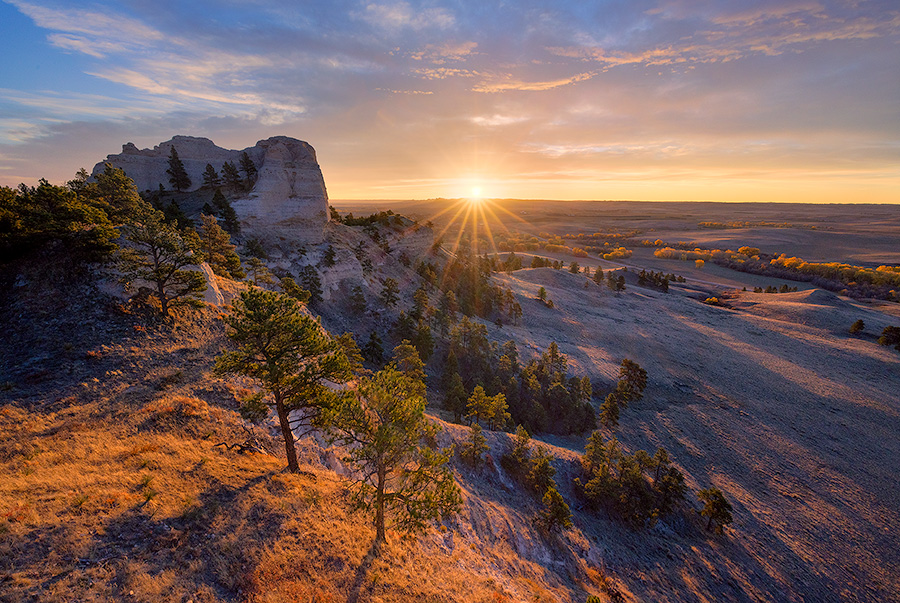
[637,269,673,292]
[442,330,594,435]
[879,326,900,351]
[574,432,686,529]
[598,359,647,429]
[753,284,799,293]
[501,426,573,533]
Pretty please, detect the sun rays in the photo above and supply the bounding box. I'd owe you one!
[423,196,535,260]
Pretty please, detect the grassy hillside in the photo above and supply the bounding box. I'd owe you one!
[3,239,900,602]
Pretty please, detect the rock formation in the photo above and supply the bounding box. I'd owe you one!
[93,135,329,244]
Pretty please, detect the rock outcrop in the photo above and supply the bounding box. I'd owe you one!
[93,135,329,244]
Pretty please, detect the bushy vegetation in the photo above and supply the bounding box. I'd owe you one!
[598,359,647,429]
[501,426,573,533]
[655,244,900,301]
[442,328,594,435]
[879,326,900,351]
[574,432,686,529]
[753,284,799,293]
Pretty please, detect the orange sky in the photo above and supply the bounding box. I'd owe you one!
[1,1,898,203]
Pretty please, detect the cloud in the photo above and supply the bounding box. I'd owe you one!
[470,114,529,127]
[413,67,479,80]
[472,71,597,93]
[359,2,454,31]
[550,3,900,68]
[410,41,477,63]
[9,0,162,39]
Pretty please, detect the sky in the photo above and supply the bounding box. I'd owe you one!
[0,0,898,203]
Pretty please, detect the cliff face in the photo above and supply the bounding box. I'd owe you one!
[93,135,329,244]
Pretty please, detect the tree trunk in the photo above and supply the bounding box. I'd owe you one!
[157,280,169,317]
[706,515,713,531]
[275,395,300,472]
[375,465,386,550]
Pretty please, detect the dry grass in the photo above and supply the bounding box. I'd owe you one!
[0,306,617,603]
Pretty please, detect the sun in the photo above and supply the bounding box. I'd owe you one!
[470,186,482,199]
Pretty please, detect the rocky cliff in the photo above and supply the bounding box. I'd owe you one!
[93,135,329,244]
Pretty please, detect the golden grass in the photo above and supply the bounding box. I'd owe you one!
[0,316,614,603]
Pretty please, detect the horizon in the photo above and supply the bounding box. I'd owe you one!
[1,1,898,203]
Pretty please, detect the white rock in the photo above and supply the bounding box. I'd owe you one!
[93,135,330,244]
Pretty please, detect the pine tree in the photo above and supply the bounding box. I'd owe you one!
[221,161,242,190]
[198,213,244,279]
[166,146,191,192]
[460,423,489,468]
[214,288,351,472]
[349,285,367,314]
[202,163,221,188]
[328,367,461,551]
[118,204,206,317]
[298,265,323,305]
[279,276,311,303]
[239,151,258,189]
[698,487,733,533]
[380,278,400,308]
[538,486,573,532]
[363,331,385,365]
[321,244,336,268]
[246,257,275,286]
[212,188,229,212]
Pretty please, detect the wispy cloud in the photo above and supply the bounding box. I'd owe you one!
[473,71,597,93]
[358,1,455,31]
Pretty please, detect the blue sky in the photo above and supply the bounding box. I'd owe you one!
[1,0,898,202]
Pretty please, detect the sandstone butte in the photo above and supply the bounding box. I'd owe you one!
[92,135,329,244]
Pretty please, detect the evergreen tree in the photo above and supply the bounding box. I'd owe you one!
[460,423,489,469]
[214,288,351,472]
[298,265,323,305]
[162,200,193,229]
[84,163,143,223]
[598,392,621,429]
[280,276,311,303]
[202,163,221,188]
[119,204,206,317]
[239,151,258,189]
[166,146,191,192]
[380,277,400,308]
[466,386,510,431]
[245,257,275,286]
[849,319,865,334]
[527,446,557,494]
[1,178,118,262]
[363,331,385,365]
[444,373,467,421]
[212,188,229,212]
[221,202,240,235]
[391,340,427,396]
[221,161,242,190]
[198,214,244,279]
[698,487,733,533]
[412,320,434,362]
[336,332,367,377]
[321,244,336,268]
[538,486,573,532]
[878,326,900,350]
[349,285,367,314]
[327,367,461,551]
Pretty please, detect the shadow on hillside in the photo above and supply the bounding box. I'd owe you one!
[76,470,280,600]
[346,541,379,603]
